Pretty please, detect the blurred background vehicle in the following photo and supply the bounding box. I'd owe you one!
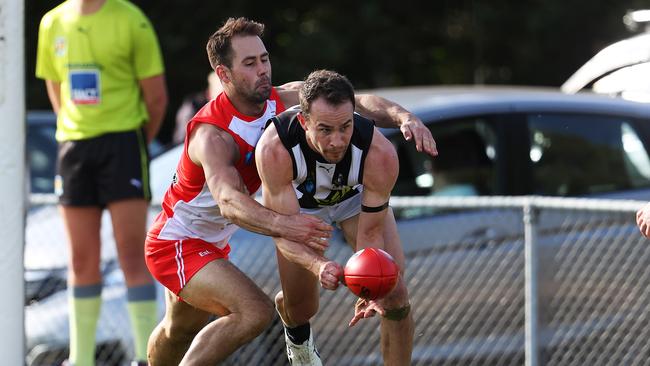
[562,10,650,103]
[25,86,650,364]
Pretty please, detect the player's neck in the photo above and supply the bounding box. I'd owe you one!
[225,90,265,117]
[70,0,107,16]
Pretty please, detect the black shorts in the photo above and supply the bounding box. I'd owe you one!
[56,128,151,206]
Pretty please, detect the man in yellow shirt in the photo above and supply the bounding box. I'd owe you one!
[35,0,167,365]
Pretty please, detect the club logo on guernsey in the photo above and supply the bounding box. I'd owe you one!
[333,173,345,189]
[245,151,254,165]
[304,179,315,194]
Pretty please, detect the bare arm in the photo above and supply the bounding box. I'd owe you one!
[275,81,304,107]
[256,125,342,289]
[355,93,437,157]
[277,81,437,157]
[188,123,332,244]
[356,128,400,251]
[139,74,168,143]
[45,80,61,114]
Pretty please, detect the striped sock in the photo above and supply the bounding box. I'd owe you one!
[126,283,158,362]
[69,284,102,366]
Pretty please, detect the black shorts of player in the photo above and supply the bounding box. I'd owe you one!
[56,128,151,207]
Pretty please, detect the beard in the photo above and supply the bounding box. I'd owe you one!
[236,77,272,104]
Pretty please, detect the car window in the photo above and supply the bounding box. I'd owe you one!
[390,117,498,197]
[27,124,57,194]
[528,114,650,196]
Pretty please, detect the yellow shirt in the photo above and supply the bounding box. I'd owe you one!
[35,0,164,141]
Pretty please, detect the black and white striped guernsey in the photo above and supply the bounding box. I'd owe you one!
[270,107,375,209]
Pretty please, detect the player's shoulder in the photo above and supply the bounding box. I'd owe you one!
[270,106,302,143]
[258,122,282,154]
[362,130,398,188]
[372,128,396,153]
[353,112,374,124]
[367,129,398,167]
[274,105,300,123]
[256,131,292,182]
[188,122,239,163]
[192,94,229,123]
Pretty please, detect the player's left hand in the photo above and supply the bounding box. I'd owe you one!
[400,115,438,157]
[348,298,386,327]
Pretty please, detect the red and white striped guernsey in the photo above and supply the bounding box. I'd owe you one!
[148,88,287,248]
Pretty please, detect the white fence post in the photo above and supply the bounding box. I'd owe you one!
[0,0,26,365]
[523,201,539,366]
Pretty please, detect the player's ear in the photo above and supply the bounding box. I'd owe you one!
[215,65,231,83]
[297,112,308,130]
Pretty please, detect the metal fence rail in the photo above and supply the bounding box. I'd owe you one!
[24,195,648,365]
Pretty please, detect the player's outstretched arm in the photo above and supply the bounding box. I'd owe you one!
[188,123,332,246]
[276,82,437,157]
[256,124,343,289]
[354,93,437,157]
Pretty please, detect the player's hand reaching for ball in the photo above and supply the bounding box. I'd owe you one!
[281,213,333,251]
[349,298,386,327]
[319,261,343,290]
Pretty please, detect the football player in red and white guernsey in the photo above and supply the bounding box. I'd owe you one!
[145,17,437,366]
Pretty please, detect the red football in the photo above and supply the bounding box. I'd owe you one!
[344,247,400,300]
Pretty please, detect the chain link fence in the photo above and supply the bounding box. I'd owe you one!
[24,195,648,365]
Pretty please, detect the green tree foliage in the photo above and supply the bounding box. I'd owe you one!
[26,0,650,144]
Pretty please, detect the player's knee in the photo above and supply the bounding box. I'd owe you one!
[385,279,409,304]
[240,297,275,335]
[274,291,285,311]
[69,255,101,280]
[119,263,152,284]
[163,306,209,342]
[164,318,203,343]
[381,280,411,321]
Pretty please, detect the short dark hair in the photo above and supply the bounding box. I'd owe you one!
[299,70,355,116]
[206,17,265,69]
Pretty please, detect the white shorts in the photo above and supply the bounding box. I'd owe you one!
[300,192,362,227]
